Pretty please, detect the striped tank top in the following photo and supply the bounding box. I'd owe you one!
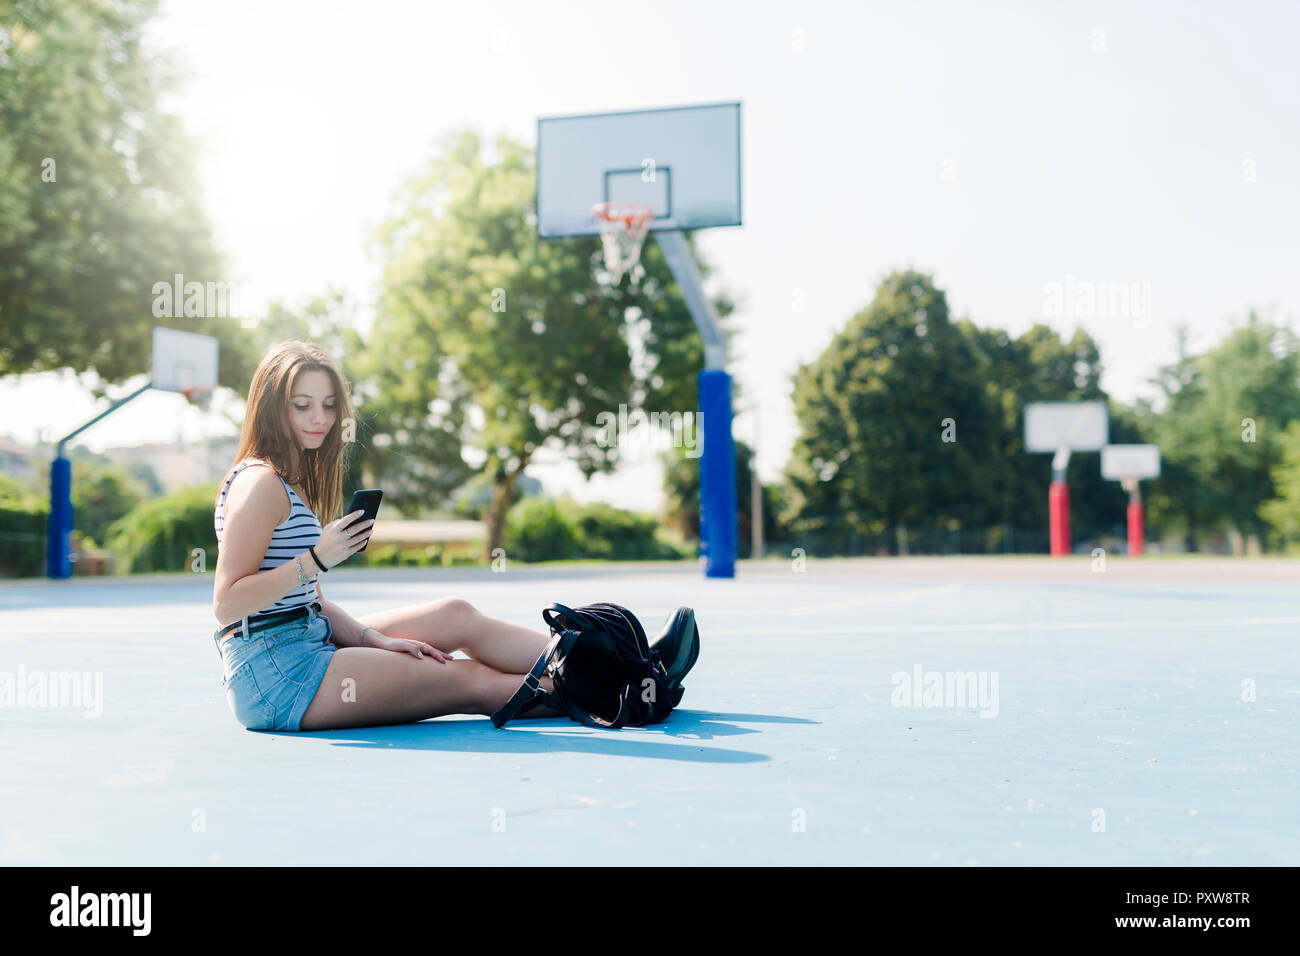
[214,458,322,616]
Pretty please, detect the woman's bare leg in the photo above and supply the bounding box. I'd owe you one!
[299,648,562,730]
[358,597,557,674]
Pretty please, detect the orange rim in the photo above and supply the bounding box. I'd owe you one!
[591,202,654,228]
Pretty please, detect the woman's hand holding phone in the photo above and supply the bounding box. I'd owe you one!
[315,510,374,568]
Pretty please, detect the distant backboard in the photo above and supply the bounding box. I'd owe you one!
[1101,444,1160,480]
[152,326,218,394]
[1024,402,1108,452]
[536,101,742,238]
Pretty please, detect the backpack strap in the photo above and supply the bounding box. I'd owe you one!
[542,603,598,634]
[489,629,572,729]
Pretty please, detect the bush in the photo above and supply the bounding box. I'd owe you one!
[106,484,220,574]
[352,541,483,567]
[360,543,431,567]
[0,475,47,578]
[570,501,685,560]
[73,466,144,545]
[503,496,688,563]
[504,497,579,562]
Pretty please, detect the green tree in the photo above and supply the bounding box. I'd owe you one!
[779,272,1128,553]
[1140,328,1208,548]
[364,130,735,556]
[0,470,38,506]
[1148,314,1300,549]
[72,464,143,545]
[121,460,163,497]
[450,471,542,520]
[0,0,253,387]
[781,270,1001,549]
[249,290,359,361]
[662,438,782,556]
[1260,421,1300,549]
[963,320,1126,542]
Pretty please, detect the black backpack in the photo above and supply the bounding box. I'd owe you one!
[491,602,675,729]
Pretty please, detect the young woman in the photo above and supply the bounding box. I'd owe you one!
[210,340,583,732]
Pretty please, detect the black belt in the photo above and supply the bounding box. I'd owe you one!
[217,602,321,641]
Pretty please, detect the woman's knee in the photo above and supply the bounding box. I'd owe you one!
[434,597,481,649]
[430,596,477,624]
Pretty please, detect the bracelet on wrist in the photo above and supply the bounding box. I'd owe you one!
[308,545,328,573]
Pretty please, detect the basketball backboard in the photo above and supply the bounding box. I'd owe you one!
[1101,444,1160,480]
[1024,402,1108,452]
[536,101,742,238]
[152,326,218,395]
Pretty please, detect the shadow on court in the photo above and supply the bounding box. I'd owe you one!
[289,710,818,762]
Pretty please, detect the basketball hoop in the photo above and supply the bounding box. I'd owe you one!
[592,202,653,282]
[182,387,214,412]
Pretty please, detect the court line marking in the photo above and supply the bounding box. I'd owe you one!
[789,584,965,616]
[710,615,1300,635]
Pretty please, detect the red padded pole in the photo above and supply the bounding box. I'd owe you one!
[1127,500,1144,557]
[1049,480,1070,556]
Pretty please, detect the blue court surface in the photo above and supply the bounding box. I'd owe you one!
[2,556,1297,866]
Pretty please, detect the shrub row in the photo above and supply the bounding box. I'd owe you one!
[1,482,687,578]
[504,497,687,562]
[106,484,219,574]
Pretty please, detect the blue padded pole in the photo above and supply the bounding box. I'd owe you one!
[47,457,73,579]
[699,369,737,578]
[47,381,152,579]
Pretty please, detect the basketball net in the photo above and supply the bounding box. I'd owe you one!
[182,387,214,412]
[592,202,652,283]
[171,360,215,410]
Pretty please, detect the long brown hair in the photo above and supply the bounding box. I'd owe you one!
[231,341,353,523]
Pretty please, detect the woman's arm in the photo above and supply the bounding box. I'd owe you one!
[317,593,449,661]
[314,580,449,661]
[316,593,370,648]
[313,579,358,645]
[313,562,374,648]
[212,468,315,624]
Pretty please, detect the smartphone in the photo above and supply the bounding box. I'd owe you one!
[344,489,383,552]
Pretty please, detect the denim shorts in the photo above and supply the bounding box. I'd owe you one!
[213,605,335,732]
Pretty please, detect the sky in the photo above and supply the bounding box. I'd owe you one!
[3,0,1298,511]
